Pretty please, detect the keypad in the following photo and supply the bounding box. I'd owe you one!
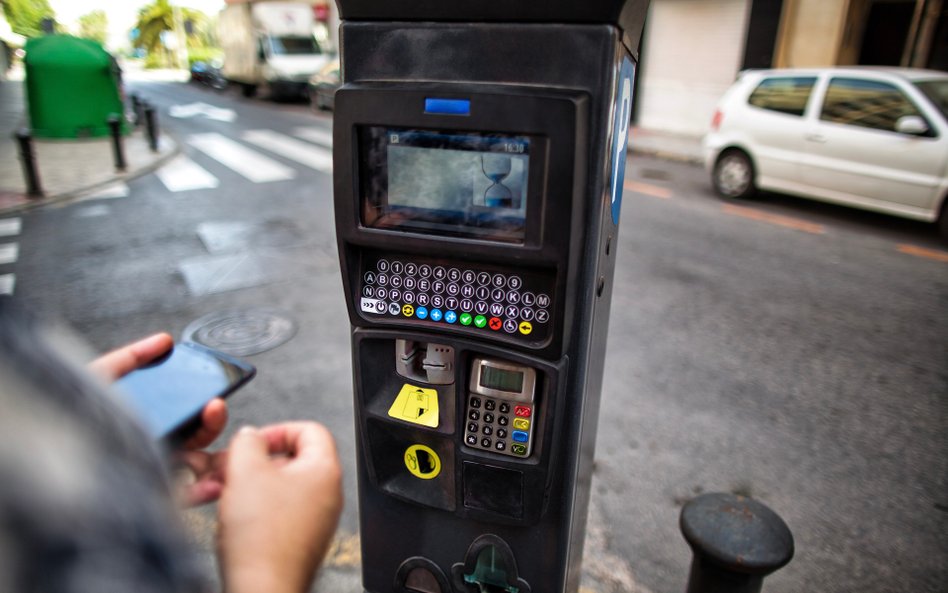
[358,254,553,342]
[464,395,534,458]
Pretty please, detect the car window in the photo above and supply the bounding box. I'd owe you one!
[747,77,817,116]
[820,77,924,133]
[913,80,948,122]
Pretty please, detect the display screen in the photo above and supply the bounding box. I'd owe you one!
[360,127,532,242]
[480,365,525,393]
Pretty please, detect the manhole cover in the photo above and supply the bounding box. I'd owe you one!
[182,308,297,356]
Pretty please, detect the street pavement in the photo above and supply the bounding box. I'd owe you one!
[1,71,946,593]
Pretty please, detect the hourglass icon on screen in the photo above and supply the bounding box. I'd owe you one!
[481,154,516,208]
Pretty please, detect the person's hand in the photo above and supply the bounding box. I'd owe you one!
[88,332,174,382]
[176,398,229,506]
[218,422,343,593]
[88,333,231,506]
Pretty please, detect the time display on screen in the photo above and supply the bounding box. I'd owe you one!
[479,365,525,393]
[360,127,535,243]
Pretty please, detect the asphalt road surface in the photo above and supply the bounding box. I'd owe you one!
[3,76,946,593]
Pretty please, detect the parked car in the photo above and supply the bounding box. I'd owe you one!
[307,57,340,111]
[703,67,948,237]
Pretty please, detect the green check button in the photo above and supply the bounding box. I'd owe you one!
[473,315,487,328]
[460,313,473,326]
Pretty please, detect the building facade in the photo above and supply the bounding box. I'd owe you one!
[635,0,947,136]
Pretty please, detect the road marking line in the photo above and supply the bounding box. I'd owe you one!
[293,126,333,147]
[721,204,825,235]
[242,130,333,173]
[0,243,18,265]
[0,217,21,237]
[188,133,295,183]
[0,273,14,295]
[624,180,671,199]
[156,154,220,192]
[897,244,948,263]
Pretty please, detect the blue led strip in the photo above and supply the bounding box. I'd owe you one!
[424,98,471,116]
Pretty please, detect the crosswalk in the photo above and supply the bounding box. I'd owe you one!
[157,126,333,192]
[0,215,20,295]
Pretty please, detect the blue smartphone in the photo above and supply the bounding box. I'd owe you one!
[116,341,256,441]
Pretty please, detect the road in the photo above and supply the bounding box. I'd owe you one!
[2,77,946,593]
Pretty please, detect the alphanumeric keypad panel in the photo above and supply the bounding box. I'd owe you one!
[358,253,554,344]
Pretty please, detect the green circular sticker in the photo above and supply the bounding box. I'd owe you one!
[460,313,473,326]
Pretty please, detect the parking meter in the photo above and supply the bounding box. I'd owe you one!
[333,2,650,592]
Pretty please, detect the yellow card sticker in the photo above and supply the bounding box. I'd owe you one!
[404,444,441,479]
[388,384,439,428]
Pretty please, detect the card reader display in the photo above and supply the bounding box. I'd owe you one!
[358,252,554,343]
[465,357,537,458]
[359,126,534,243]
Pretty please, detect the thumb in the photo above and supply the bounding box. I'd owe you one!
[226,426,269,478]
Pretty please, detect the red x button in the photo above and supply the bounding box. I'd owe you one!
[488,317,502,331]
[514,405,532,418]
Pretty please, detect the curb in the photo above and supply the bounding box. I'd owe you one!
[0,132,182,216]
[629,144,704,166]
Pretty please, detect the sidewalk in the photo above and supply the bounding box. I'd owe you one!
[629,126,704,164]
[0,73,178,215]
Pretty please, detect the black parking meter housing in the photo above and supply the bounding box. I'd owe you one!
[333,3,649,592]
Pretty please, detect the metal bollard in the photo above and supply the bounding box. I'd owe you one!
[107,114,127,172]
[14,128,43,198]
[143,102,159,153]
[680,493,794,593]
[130,93,143,127]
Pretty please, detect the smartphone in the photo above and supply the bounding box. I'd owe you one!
[116,341,256,441]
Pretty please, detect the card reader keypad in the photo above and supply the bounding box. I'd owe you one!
[464,396,533,458]
[359,254,554,343]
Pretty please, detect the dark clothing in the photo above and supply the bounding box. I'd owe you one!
[0,299,206,593]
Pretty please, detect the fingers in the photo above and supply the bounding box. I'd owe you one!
[88,332,174,382]
[257,422,337,466]
[226,426,271,478]
[183,399,229,450]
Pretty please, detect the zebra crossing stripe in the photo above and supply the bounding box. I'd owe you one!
[241,130,333,173]
[292,126,333,147]
[188,133,295,183]
[0,218,21,237]
[157,154,220,192]
[0,243,18,265]
[0,273,14,296]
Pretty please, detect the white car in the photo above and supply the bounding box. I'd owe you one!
[703,68,948,237]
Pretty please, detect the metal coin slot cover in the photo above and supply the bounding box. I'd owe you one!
[395,339,455,385]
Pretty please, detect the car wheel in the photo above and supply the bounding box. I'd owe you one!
[713,149,756,199]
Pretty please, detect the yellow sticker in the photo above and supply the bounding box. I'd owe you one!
[404,444,441,479]
[402,304,415,317]
[518,321,533,335]
[388,384,439,428]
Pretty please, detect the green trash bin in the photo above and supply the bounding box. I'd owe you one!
[24,35,125,139]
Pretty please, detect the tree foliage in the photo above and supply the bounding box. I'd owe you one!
[2,0,56,38]
[133,0,210,54]
[78,10,108,45]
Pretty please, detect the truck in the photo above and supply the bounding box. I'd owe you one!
[218,1,329,100]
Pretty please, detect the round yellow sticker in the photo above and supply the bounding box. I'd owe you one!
[404,444,441,480]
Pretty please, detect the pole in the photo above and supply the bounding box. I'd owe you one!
[107,114,127,172]
[14,128,43,198]
[680,493,794,593]
[143,102,159,153]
